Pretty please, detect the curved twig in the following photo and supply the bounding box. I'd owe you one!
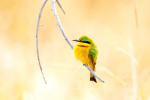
[51,0,104,83]
[56,0,65,14]
[51,0,73,49]
[36,0,48,84]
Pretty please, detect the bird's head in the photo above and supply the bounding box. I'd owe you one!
[73,35,97,47]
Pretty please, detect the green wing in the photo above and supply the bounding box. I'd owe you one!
[88,48,98,70]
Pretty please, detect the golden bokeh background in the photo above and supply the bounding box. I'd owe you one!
[0,0,150,100]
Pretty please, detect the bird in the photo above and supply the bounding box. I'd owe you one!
[73,35,98,83]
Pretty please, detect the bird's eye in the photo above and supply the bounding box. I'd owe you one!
[84,40,90,44]
[84,40,87,43]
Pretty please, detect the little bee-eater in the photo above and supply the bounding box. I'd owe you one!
[73,35,98,83]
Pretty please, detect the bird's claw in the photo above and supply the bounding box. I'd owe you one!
[83,64,86,66]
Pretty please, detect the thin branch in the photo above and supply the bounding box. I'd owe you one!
[51,0,73,49]
[85,64,104,83]
[36,0,48,84]
[56,0,65,14]
[51,0,104,83]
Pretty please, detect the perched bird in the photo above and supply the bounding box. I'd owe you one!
[73,35,98,83]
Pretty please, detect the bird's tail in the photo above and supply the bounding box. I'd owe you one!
[90,73,97,83]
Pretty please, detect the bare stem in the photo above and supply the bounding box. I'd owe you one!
[36,0,48,84]
[56,0,65,14]
[51,0,104,83]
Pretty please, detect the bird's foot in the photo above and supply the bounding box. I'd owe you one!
[83,64,86,66]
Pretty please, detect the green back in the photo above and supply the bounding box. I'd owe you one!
[88,47,98,71]
[89,47,98,62]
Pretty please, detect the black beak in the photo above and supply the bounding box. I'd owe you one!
[72,39,81,42]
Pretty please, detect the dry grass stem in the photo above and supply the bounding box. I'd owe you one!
[115,47,139,67]
[101,66,127,86]
[133,0,138,29]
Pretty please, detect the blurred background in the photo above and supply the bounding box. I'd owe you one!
[0,0,150,100]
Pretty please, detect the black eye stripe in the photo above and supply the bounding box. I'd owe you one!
[79,40,91,44]
[84,41,90,44]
